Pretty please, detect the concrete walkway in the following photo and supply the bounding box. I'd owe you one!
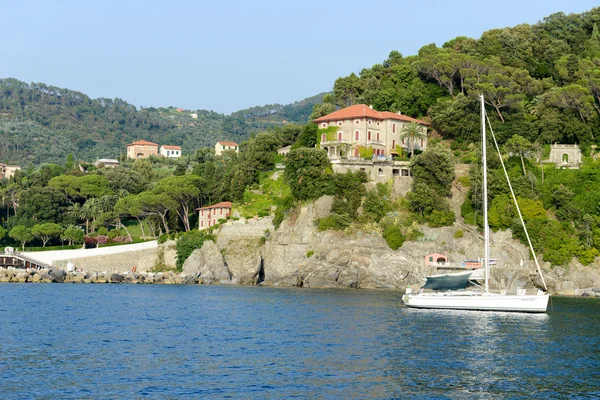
[22,241,158,265]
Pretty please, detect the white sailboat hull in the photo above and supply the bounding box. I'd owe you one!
[402,291,550,313]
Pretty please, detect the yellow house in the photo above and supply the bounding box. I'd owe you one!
[315,104,429,160]
[215,141,239,156]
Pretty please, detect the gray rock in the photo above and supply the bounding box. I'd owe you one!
[110,273,124,283]
[183,241,230,284]
[48,268,66,283]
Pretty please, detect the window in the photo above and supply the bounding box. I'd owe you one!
[377,121,380,126]
[201,220,204,228]
[393,169,400,177]
[378,168,384,176]
[322,123,327,128]
[355,131,359,140]
[338,132,342,140]
[368,120,372,125]
[201,210,204,217]
[377,132,380,141]
[354,149,359,157]
[338,121,342,126]
[368,131,371,140]
[420,139,424,147]
[393,124,396,133]
[222,145,225,150]
[355,120,360,124]
[220,208,223,215]
[322,134,326,142]
[392,140,395,148]
[402,138,405,145]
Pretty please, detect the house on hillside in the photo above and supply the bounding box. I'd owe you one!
[94,159,120,168]
[0,163,21,179]
[315,104,429,160]
[215,141,239,156]
[197,202,232,230]
[160,145,182,158]
[127,140,159,159]
[277,145,292,155]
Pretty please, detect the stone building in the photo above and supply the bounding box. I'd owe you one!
[127,140,159,159]
[215,141,239,156]
[548,144,582,169]
[314,104,429,160]
[197,202,232,230]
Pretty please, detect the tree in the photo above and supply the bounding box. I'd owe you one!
[136,192,178,234]
[284,148,333,201]
[504,135,534,175]
[9,226,34,251]
[410,144,456,197]
[399,122,428,158]
[31,223,64,247]
[153,175,202,232]
[61,226,84,246]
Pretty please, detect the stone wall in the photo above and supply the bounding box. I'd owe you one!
[52,241,177,274]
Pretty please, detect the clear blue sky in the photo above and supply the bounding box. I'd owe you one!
[1,0,598,114]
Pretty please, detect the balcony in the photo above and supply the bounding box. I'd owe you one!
[321,139,352,146]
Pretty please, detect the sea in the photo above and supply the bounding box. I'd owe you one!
[0,284,598,399]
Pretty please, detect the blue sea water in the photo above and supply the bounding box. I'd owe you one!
[0,284,599,399]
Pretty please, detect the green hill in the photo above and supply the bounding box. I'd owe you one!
[0,78,325,165]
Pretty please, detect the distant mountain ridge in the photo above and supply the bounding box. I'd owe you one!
[0,78,326,165]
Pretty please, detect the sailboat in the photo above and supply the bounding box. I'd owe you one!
[402,95,550,313]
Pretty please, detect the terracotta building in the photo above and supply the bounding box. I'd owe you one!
[127,140,159,159]
[215,141,239,156]
[314,104,429,160]
[197,202,232,230]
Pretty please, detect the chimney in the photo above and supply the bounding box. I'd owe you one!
[369,105,373,109]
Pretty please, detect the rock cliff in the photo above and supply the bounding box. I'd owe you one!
[182,197,600,295]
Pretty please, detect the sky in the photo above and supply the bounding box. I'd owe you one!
[2,0,599,114]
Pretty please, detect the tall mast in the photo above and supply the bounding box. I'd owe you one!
[481,95,490,293]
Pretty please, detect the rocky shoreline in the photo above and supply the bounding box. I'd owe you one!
[2,266,600,298]
[0,266,199,285]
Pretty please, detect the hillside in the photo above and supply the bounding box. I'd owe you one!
[0,79,324,165]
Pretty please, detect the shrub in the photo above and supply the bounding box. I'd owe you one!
[112,236,132,243]
[454,230,464,239]
[257,211,269,218]
[108,229,122,239]
[306,250,314,258]
[175,230,206,271]
[218,218,228,224]
[383,225,405,250]
[428,210,456,227]
[157,233,170,244]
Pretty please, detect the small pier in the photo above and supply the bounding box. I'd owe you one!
[0,250,51,270]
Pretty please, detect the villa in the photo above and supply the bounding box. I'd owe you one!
[315,104,429,160]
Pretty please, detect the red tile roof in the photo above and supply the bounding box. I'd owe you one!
[314,104,429,125]
[128,140,159,147]
[217,141,239,147]
[196,201,233,211]
[162,145,182,150]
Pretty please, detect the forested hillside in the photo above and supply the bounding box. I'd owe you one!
[0,79,323,165]
[315,8,600,148]
[310,7,600,266]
